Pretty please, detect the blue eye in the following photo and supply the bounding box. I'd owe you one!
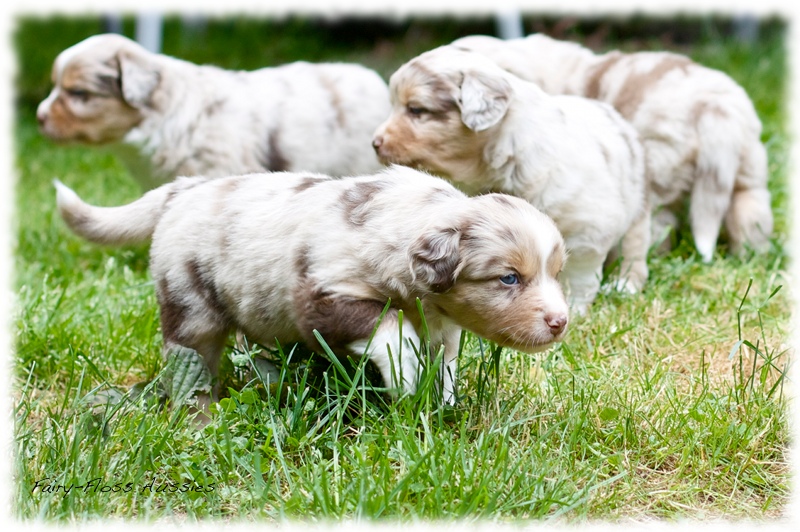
[408,105,426,116]
[500,273,519,285]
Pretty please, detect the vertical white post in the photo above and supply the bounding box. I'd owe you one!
[136,12,163,53]
[732,14,759,43]
[496,9,524,40]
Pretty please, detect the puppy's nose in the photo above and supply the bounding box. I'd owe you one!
[36,110,47,127]
[545,313,567,336]
[372,135,383,154]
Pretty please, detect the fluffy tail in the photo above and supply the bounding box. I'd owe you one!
[54,179,175,245]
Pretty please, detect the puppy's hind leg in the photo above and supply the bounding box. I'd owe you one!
[157,275,230,423]
[726,188,773,256]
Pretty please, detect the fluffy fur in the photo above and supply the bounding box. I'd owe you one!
[37,33,390,189]
[55,166,568,406]
[451,33,772,262]
[373,46,648,314]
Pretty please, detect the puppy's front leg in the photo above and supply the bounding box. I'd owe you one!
[348,314,422,398]
[615,200,651,294]
[561,249,606,315]
[438,326,462,405]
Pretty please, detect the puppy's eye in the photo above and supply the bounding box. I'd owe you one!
[407,105,426,116]
[66,89,90,101]
[499,273,519,286]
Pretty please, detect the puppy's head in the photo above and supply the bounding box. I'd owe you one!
[36,33,162,144]
[372,47,513,183]
[411,193,569,352]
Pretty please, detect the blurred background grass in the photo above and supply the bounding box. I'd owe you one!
[13,13,787,108]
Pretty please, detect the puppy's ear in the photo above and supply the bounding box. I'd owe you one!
[117,48,161,108]
[410,227,462,293]
[458,71,512,132]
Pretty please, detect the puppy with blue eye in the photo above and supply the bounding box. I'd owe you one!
[373,45,650,314]
[54,165,569,409]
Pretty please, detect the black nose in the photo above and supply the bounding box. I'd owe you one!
[372,136,383,153]
[36,111,46,127]
[545,313,567,336]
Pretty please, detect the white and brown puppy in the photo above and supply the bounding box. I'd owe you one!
[54,166,568,405]
[451,34,772,262]
[37,33,390,189]
[373,46,648,314]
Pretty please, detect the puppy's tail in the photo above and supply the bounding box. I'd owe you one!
[54,179,175,246]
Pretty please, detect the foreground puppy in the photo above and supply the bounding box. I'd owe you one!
[451,34,772,262]
[37,33,390,189]
[55,166,568,406]
[373,46,648,313]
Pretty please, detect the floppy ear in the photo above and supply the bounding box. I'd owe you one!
[458,71,512,132]
[410,227,462,293]
[117,48,161,108]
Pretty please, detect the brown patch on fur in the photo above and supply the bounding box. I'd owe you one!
[613,56,693,118]
[95,73,122,98]
[291,243,389,352]
[294,245,311,277]
[340,180,387,226]
[300,296,389,353]
[408,62,458,112]
[293,175,331,193]
[164,176,212,206]
[204,98,226,117]
[318,72,346,128]
[157,278,187,345]
[487,193,515,208]
[584,52,624,99]
[264,130,289,172]
[212,176,243,215]
[186,259,231,325]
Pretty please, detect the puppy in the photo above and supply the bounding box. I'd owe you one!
[451,33,772,262]
[37,33,390,189]
[373,46,648,314]
[54,166,568,406]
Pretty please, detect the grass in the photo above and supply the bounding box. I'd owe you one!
[11,16,791,523]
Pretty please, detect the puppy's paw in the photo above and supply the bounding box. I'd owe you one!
[613,276,642,294]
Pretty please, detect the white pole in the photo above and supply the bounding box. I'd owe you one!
[136,12,163,53]
[496,9,524,40]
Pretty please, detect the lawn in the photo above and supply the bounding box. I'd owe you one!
[11,15,791,523]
